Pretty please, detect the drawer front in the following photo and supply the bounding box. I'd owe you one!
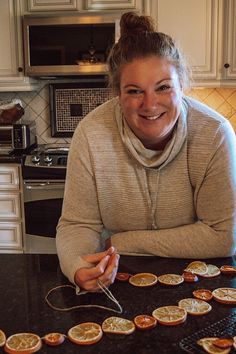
[0,165,19,190]
[0,222,22,249]
[0,193,21,219]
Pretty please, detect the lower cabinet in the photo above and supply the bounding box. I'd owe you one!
[0,164,24,253]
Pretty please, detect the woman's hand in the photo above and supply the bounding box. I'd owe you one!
[74,246,120,292]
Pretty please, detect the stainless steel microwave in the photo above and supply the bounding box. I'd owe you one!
[22,14,120,78]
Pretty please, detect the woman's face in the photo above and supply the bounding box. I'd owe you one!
[119,56,183,150]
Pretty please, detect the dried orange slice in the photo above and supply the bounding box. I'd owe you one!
[201,264,221,278]
[68,322,102,345]
[182,271,199,283]
[0,330,6,347]
[133,315,157,330]
[129,273,158,287]
[213,338,233,349]
[4,333,42,353]
[43,333,65,346]
[212,288,236,304]
[220,265,236,275]
[152,306,187,326]
[158,274,184,286]
[197,337,231,354]
[116,272,131,281]
[193,289,213,301]
[178,298,212,315]
[233,336,236,350]
[102,317,135,335]
[184,261,208,275]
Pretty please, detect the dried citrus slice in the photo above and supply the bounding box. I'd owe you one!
[133,315,157,330]
[182,271,199,283]
[102,317,135,335]
[4,333,42,353]
[197,337,231,354]
[152,306,187,326]
[220,265,236,275]
[213,338,233,349]
[193,289,213,301]
[212,288,236,304]
[129,273,158,287]
[116,272,131,281]
[201,264,221,278]
[43,333,65,346]
[233,336,236,350]
[178,298,212,315]
[0,330,6,347]
[68,322,102,345]
[184,261,208,275]
[158,274,184,286]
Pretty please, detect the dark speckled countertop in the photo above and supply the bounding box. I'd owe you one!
[0,254,235,354]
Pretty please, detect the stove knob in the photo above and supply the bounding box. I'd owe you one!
[44,155,53,164]
[31,155,40,164]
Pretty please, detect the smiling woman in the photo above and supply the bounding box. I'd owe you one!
[56,11,236,293]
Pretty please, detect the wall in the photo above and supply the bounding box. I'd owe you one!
[0,86,236,145]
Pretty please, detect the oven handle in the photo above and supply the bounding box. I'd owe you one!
[24,182,65,190]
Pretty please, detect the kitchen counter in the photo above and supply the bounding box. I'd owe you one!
[0,254,235,354]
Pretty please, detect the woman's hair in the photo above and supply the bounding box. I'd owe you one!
[107,12,191,94]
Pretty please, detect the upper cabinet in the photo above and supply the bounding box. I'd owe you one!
[26,0,150,13]
[155,0,236,86]
[0,0,37,91]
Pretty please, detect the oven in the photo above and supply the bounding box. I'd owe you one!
[22,145,68,254]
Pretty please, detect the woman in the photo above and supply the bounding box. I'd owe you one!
[56,12,236,292]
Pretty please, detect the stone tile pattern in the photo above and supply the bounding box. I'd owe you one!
[54,87,113,134]
[0,85,235,145]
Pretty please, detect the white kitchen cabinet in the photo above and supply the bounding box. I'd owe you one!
[0,0,37,91]
[221,0,236,80]
[0,165,24,253]
[155,0,219,84]
[26,0,151,13]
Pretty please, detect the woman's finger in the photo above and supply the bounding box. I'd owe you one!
[83,246,115,264]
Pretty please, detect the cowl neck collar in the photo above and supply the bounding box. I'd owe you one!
[114,98,188,169]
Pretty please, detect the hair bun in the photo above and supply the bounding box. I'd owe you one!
[120,12,155,36]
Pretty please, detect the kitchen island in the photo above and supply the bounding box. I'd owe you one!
[0,254,235,354]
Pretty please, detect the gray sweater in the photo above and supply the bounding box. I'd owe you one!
[56,96,236,284]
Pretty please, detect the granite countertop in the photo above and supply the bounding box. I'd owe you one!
[0,254,235,354]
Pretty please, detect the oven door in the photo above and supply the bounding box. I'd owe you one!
[23,179,65,254]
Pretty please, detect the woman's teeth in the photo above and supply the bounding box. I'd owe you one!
[145,113,163,120]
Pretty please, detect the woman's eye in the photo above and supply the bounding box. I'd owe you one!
[127,89,143,95]
[156,85,171,92]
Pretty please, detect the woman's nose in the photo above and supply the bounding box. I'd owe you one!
[141,92,158,111]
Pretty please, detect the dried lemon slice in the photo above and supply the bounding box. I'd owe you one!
[0,330,6,347]
[129,273,158,287]
[201,264,221,278]
[4,333,42,353]
[212,288,236,304]
[197,337,231,354]
[68,322,102,345]
[184,261,208,275]
[178,298,212,315]
[102,317,135,335]
[158,274,184,286]
[152,306,187,326]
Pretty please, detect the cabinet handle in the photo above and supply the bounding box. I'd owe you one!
[224,63,230,69]
[18,67,23,72]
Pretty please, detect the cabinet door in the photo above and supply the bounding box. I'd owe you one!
[27,0,78,11]
[0,165,19,191]
[0,222,23,251]
[156,0,219,82]
[222,0,236,79]
[0,194,21,219]
[0,0,37,91]
[85,0,145,10]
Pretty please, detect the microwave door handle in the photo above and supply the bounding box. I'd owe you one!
[25,183,65,190]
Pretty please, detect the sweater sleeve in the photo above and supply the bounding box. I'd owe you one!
[56,125,104,284]
[111,120,236,259]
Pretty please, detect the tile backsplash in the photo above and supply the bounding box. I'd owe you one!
[0,84,236,145]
